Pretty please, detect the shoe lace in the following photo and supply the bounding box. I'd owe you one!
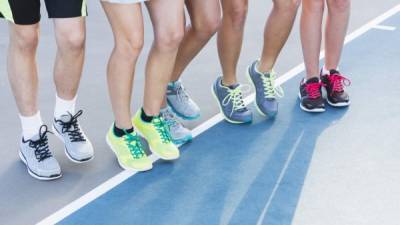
[328,73,351,94]
[176,84,190,103]
[55,110,86,142]
[153,117,172,144]
[161,109,180,130]
[305,82,325,99]
[25,125,53,162]
[222,85,248,117]
[124,132,145,159]
[260,71,284,98]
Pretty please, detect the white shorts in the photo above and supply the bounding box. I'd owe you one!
[101,0,147,4]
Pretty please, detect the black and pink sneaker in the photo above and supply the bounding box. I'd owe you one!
[321,69,351,107]
[299,77,325,113]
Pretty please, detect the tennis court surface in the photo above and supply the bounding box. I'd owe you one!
[0,2,399,225]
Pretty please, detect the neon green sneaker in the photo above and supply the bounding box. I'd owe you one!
[132,110,180,160]
[106,125,153,171]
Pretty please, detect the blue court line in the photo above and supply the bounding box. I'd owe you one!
[57,12,400,225]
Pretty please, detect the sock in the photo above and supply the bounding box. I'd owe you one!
[19,111,43,140]
[220,79,239,90]
[322,66,330,75]
[54,94,77,119]
[141,108,155,123]
[113,124,134,138]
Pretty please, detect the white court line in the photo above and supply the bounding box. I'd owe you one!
[373,25,397,31]
[256,132,304,225]
[255,5,400,225]
[37,4,400,225]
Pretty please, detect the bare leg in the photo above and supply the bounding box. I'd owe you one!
[7,23,40,116]
[258,0,300,73]
[300,0,325,79]
[170,0,221,82]
[325,0,350,70]
[218,0,248,86]
[53,18,86,100]
[102,2,145,129]
[144,0,185,116]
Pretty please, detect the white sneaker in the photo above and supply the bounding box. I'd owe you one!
[160,107,192,145]
[166,80,200,120]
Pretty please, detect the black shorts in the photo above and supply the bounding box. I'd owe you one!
[0,0,87,25]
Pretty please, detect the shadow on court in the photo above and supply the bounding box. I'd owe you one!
[58,75,349,225]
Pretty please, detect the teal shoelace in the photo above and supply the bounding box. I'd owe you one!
[124,132,145,159]
[152,117,172,144]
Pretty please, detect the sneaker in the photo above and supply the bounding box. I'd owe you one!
[299,77,325,112]
[160,107,192,145]
[321,69,351,107]
[53,110,94,163]
[247,60,284,117]
[212,76,252,124]
[167,80,200,120]
[132,110,180,160]
[106,125,152,171]
[19,125,62,180]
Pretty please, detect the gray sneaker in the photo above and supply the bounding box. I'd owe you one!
[166,80,200,120]
[247,60,284,117]
[19,125,62,180]
[212,76,252,124]
[53,110,94,163]
[160,106,192,145]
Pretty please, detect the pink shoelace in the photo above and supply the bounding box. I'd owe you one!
[328,73,351,94]
[305,82,325,99]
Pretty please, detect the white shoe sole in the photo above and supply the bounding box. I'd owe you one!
[105,133,153,172]
[326,99,351,107]
[52,124,94,164]
[18,151,62,181]
[298,93,326,113]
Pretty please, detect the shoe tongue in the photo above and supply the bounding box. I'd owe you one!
[59,114,73,123]
[306,77,320,84]
[329,69,340,75]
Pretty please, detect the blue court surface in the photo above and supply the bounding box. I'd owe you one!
[46,8,400,225]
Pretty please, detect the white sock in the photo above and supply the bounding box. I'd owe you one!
[19,111,43,140]
[54,94,77,119]
[322,66,330,75]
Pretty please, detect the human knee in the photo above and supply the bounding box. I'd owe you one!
[225,1,248,29]
[193,15,221,40]
[12,27,39,52]
[154,26,184,52]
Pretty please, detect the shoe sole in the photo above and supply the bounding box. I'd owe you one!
[326,99,351,107]
[105,133,153,172]
[133,126,180,161]
[298,93,326,113]
[210,84,252,124]
[52,124,94,164]
[167,99,200,121]
[173,135,193,146]
[322,87,351,107]
[246,66,278,118]
[18,150,62,181]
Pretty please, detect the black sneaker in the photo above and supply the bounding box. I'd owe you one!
[321,69,351,107]
[299,77,325,112]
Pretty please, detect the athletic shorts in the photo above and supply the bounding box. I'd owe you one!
[0,0,87,25]
[101,0,147,4]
